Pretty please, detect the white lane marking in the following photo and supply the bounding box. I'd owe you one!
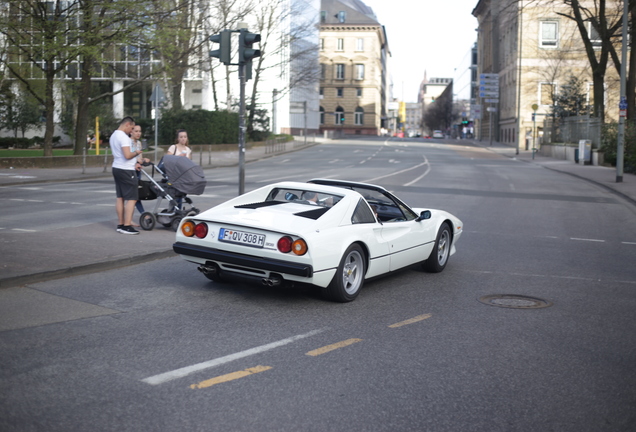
[364,155,430,184]
[142,328,327,386]
[12,228,37,232]
[571,237,606,243]
[403,155,431,187]
[622,241,636,245]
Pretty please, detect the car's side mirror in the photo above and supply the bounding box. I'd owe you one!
[416,210,431,222]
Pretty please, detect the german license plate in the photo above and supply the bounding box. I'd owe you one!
[218,228,265,248]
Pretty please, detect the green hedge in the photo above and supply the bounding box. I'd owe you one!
[0,136,61,149]
[601,122,636,174]
[159,109,238,145]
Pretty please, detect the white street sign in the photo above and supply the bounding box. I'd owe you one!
[480,91,499,98]
[487,107,498,112]
[485,99,499,103]
[480,73,499,80]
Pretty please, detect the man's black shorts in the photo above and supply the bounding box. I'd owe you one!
[113,167,138,200]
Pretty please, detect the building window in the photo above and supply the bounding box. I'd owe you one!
[320,38,324,50]
[320,11,326,23]
[321,64,326,80]
[335,107,344,125]
[335,63,345,80]
[320,106,325,124]
[356,88,362,97]
[540,21,558,47]
[337,88,344,97]
[319,87,324,96]
[587,22,602,48]
[539,82,556,106]
[337,11,346,23]
[355,64,365,80]
[192,89,202,93]
[355,107,364,125]
[337,38,344,51]
[356,38,364,51]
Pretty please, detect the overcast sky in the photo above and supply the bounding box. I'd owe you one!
[361,0,479,102]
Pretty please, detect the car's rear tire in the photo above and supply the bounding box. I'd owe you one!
[139,212,156,231]
[422,222,451,273]
[324,244,366,302]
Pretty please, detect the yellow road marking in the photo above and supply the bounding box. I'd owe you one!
[190,365,272,389]
[305,338,362,356]
[388,313,432,328]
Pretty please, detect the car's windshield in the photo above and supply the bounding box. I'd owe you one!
[266,188,342,207]
[350,187,417,222]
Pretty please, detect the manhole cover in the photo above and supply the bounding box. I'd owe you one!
[478,294,552,309]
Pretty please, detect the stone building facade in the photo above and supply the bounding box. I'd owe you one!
[319,0,389,136]
[472,0,621,149]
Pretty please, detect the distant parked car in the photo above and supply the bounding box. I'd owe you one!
[433,130,444,139]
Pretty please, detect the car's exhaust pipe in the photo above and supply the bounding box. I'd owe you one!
[261,274,283,287]
[198,263,219,276]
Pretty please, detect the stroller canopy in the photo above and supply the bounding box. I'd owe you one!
[160,155,207,195]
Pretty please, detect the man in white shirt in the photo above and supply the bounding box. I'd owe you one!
[110,116,142,234]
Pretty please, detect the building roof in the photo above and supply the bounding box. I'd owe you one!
[321,0,379,25]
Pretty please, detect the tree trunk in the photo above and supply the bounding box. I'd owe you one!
[592,68,605,123]
[43,70,55,157]
[74,62,93,155]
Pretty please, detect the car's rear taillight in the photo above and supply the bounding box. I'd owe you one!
[277,236,308,255]
[194,223,208,238]
[277,236,293,253]
[292,239,308,256]
[181,221,196,237]
[181,221,208,239]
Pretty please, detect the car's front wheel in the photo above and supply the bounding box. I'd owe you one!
[325,244,366,302]
[422,222,451,273]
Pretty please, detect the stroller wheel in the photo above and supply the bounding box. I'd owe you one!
[139,212,156,231]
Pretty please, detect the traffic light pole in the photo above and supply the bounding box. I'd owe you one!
[209,26,260,195]
[238,63,246,195]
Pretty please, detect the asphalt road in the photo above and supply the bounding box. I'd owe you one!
[1,139,635,431]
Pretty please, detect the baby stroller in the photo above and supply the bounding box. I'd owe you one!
[137,155,207,231]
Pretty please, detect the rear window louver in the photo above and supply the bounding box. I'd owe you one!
[294,208,329,220]
[234,201,284,209]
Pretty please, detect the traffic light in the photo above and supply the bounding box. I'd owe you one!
[239,29,261,80]
[210,30,231,65]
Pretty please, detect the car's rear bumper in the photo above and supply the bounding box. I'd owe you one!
[173,241,313,277]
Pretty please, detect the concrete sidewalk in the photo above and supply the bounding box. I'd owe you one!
[0,142,318,289]
[1,138,634,289]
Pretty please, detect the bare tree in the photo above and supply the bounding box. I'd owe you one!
[248,0,320,137]
[0,1,84,155]
[555,0,625,123]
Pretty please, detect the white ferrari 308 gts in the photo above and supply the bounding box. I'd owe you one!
[173,179,463,302]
